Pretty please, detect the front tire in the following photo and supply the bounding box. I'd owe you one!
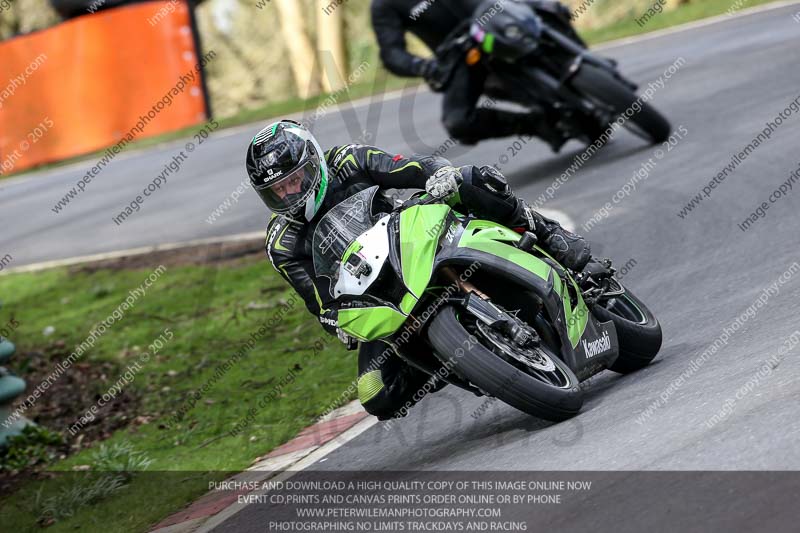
[592,288,662,373]
[570,63,671,144]
[427,306,583,421]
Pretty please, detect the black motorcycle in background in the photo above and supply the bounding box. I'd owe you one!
[435,0,671,145]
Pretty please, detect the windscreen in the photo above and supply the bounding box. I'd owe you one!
[312,186,380,283]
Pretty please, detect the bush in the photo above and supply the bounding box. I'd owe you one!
[0,425,64,472]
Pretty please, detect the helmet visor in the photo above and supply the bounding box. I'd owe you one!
[254,147,321,215]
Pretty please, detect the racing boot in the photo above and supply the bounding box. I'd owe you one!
[484,107,568,152]
[509,200,592,272]
[515,107,569,153]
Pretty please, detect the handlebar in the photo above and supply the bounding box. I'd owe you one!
[399,193,443,210]
[399,170,464,210]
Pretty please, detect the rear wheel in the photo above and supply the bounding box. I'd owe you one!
[570,63,671,144]
[592,288,662,373]
[427,306,583,421]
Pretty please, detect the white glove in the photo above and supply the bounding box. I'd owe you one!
[425,166,461,200]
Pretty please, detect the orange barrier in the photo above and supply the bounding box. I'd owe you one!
[0,1,209,175]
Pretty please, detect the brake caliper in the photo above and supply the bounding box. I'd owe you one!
[462,293,539,348]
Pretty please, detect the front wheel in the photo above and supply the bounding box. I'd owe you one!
[592,288,662,373]
[570,63,671,144]
[427,306,583,421]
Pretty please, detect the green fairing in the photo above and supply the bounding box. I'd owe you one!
[569,280,589,346]
[457,220,588,346]
[337,205,448,341]
[338,213,588,346]
[399,205,451,297]
[550,269,588,347]
[338,306,408,341]
[400,292,418,314]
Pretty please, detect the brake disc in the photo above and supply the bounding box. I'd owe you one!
[475,321,555,372]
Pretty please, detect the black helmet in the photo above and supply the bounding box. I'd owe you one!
[246,120,329,221]
[470,0,542,63]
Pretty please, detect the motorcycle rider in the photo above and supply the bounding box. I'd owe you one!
[371,0,577,149]
[247,120,590,419]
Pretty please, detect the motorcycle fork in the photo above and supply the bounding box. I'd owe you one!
[440,266,487,299]
[440,267,539,348]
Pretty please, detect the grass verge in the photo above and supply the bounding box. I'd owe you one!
[0,248,355,531]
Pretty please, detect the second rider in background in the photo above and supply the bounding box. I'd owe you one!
[371,0,578,150]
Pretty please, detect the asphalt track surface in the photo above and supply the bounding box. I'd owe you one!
[211,4,800,532]
[3,3,800,531]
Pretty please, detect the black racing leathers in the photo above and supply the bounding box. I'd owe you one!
[370,0,573,77]
[370,0,576,145]
[371,0,482,77]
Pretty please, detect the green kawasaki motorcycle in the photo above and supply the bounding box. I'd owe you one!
[313,186,662,421]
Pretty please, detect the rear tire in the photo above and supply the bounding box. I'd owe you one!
[570,63,671,144]
[427,306,583,421]
[592,289,662,373]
